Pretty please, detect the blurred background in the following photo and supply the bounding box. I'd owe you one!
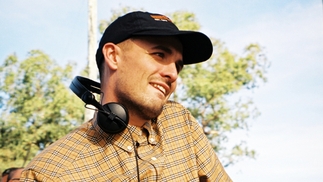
[1,0,323,181]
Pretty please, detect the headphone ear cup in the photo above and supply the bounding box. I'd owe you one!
[69,76,129,134]
[97,102,129,134]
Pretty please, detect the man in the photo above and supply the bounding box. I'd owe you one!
[21,11,232,181]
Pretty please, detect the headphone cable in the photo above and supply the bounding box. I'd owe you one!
[126,128,141,182]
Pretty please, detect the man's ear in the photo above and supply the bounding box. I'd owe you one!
[102,43,119,70]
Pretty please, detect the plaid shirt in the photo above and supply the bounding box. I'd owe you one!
[21,101,232,182]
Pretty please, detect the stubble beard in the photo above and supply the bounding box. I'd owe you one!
[116,89,164,121]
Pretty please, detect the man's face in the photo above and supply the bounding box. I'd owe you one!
[114,36,183,121]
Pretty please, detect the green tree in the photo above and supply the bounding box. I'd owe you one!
[100,9,269,167]
[170,11,269,167]
[0,50,84,171]
[178,40,268,167]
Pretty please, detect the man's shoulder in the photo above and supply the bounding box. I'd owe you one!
[24,121,98,171]
[163,100,187,110]
[158,100,194,125]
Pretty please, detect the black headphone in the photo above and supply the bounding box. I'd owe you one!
[69,76,129,134]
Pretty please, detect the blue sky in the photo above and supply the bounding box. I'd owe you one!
[1,0,323,181]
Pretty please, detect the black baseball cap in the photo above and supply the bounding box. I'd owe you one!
[96,11,213,69]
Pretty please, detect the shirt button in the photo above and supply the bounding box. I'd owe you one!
[127,146,133,151]
[151,157,157,161]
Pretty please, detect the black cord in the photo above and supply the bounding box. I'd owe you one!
[137,155,158,182]
[125,127,141,181]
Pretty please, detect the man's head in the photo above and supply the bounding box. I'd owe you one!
[96,11,213,76]
[96,11,213,125]
[103,35,183,121]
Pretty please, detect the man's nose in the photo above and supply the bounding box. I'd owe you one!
[160,63,178,83]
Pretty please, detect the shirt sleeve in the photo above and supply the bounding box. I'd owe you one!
[189,113,233,182]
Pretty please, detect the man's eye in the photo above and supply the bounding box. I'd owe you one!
[176,62,184,73]
[153,52,165,58]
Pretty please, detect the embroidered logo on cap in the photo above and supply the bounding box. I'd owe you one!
[150,15,173,23]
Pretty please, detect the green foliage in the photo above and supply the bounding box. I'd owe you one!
[168,11,200,31]
[168,11,269,166]
[176,37,269,166]
[0,50,84,171]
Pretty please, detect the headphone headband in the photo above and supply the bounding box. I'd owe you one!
[69,76,102,109]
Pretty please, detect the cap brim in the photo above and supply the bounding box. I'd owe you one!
[133,30,213,65]
[176,31,213,64]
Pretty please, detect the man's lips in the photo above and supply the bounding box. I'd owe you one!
[150,82,169,96]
